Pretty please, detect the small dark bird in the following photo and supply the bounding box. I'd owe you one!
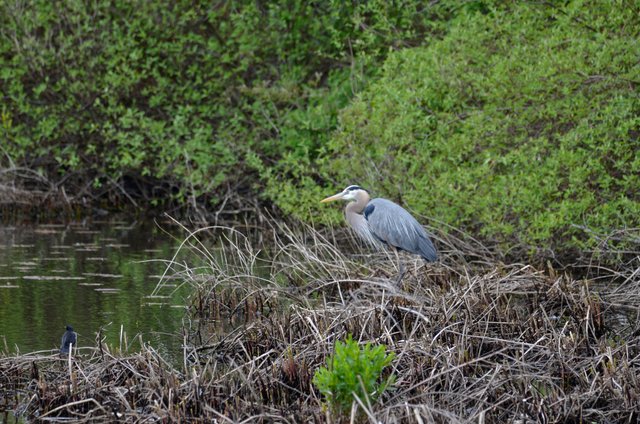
[60,325,77,355]
[321,185,437,281]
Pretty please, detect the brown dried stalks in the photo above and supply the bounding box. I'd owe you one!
[2,222,639,423]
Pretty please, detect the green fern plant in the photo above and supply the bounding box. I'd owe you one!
[312,335,396,415]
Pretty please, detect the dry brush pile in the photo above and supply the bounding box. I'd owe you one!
[2,222,640,423]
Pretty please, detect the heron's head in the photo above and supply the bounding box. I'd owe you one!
[321,185,369,203]
[66,325,74,332]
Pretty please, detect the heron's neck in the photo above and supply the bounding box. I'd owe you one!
[346,191,369,215]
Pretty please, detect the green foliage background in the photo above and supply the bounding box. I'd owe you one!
[0,0,443,205]
[315,1,640,255]
[1,0,638,258]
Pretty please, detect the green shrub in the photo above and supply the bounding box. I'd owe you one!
[0,0,447,207]
[3,0,637,260]
[302,1,640,257]
[312,336,396,415]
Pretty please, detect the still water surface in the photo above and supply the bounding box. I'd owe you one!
[0,220,190,362]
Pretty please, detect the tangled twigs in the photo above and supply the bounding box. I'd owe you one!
[2,222,639,422]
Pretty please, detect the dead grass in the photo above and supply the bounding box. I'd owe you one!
[2,221,639,423]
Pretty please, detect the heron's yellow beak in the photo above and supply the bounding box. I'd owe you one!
[320,192,344,203]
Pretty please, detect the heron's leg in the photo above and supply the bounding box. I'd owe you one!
[394,249,406,284]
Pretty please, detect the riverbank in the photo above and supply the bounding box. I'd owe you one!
[2,223,638,422]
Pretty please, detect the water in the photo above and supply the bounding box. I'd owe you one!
[0,219,191,362]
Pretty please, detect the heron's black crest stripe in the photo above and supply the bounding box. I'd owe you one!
[363,203,375,219]
[345,185,368,192]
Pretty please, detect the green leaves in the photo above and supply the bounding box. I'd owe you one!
[0,0,445,208]
[1,0,636,260]
[317,1,640,257]
[312,335,395,415]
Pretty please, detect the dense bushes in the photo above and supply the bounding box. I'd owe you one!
[0,0,446,207]
[298,1,639,257]
[1,1,638,258]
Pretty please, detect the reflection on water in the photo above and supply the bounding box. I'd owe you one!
[0,220,190,363]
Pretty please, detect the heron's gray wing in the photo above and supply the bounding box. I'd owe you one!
[365,198,437,261]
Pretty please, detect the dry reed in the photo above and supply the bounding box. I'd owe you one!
[2,221,639,423]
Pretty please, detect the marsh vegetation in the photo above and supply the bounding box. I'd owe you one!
[2,222,638,422]
[1,0,639,421]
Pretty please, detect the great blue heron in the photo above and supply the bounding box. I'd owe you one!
[60,325,76,355]
[321,185,437,281]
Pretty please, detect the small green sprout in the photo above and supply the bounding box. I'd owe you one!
[312,335,396,415]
